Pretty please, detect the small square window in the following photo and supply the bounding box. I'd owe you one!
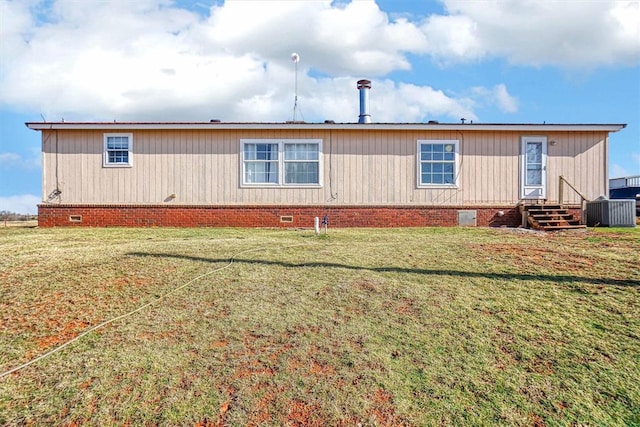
[417,140,459,187]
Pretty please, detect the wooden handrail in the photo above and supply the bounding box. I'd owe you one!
[558,175,589,224]
[559,175,589,205]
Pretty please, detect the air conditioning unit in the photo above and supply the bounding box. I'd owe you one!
[585,199,636,227]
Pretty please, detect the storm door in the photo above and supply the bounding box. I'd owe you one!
[520,136,547,199]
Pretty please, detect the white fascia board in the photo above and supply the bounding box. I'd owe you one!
[25,122,627,132]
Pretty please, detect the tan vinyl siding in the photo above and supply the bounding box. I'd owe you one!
[545,131,608,203]
[461,131,521,204]
[41,128,608,206]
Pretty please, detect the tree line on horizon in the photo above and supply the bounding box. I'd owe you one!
[1,211,37,222]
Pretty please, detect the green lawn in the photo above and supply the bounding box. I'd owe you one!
[1,226,639,426]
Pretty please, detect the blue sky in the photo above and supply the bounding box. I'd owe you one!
[1,0,639,214]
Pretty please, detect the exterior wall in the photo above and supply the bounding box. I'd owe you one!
[41,128,608,208]
[544,131,608,202]
[38,204,529,228]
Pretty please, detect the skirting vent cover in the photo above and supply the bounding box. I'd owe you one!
[458,210,477,227]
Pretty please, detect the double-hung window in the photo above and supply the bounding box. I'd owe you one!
[417,140,458,186]
[284,143,320,184]
[243,142,279,184]
[103,133,133,167]
[241,139,322,186]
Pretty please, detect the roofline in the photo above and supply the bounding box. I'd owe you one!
[25,122,627,132]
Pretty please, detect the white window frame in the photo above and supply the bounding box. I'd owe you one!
[103,133,133,167]
[417,139,459,188]
[240,139,323,187]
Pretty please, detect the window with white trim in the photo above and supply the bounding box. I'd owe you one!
[103,133,133,167]
[244,142,279,184]
[417,140,458,186]
[284,143,320,184]
[241,139,322,186]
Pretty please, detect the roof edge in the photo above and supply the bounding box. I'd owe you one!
[25,122,627,132]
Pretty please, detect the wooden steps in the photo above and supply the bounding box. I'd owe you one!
[520,204,586,231]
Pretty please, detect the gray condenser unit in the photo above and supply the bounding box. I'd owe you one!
[585,199,636,227]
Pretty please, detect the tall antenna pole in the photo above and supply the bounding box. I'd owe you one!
[291,52,300,121]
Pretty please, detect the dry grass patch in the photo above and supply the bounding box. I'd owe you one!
[0,220,37,228]
[1,226,639,426]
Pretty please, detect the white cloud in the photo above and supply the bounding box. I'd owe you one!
[610,164,630,178]
[202,1,427,75]
[610,152,640,178]
[421,14,484,64]
[0,151,41,169]
[372,80,477,122]
[493,84,518,114]
[471,84,518,114]
[0,0,473,123]
[0,152,20,163]
[0,0,36,60]
[0,194,40,214]
[282,77,477,123]
[0,0,635,124]
[424,0,640,67]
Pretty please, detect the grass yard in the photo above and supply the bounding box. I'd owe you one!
[0,226,639,426]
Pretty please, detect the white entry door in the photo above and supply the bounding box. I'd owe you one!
[521,136,547,199]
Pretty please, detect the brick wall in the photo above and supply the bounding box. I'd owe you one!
[37,204,535,228]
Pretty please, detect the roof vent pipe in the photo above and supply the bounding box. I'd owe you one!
[357,79,372,124]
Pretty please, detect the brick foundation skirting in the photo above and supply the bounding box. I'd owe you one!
[34,204,555,228]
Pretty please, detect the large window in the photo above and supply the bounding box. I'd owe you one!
[241,139,322,186]
[417,140,458,186]
[103,133,133,167]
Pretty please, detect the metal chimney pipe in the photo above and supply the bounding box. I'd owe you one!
[357,79,371,124]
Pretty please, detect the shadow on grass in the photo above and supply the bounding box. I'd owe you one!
[127,252,639,288]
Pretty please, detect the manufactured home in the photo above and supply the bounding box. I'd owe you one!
[27,83,625,228]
